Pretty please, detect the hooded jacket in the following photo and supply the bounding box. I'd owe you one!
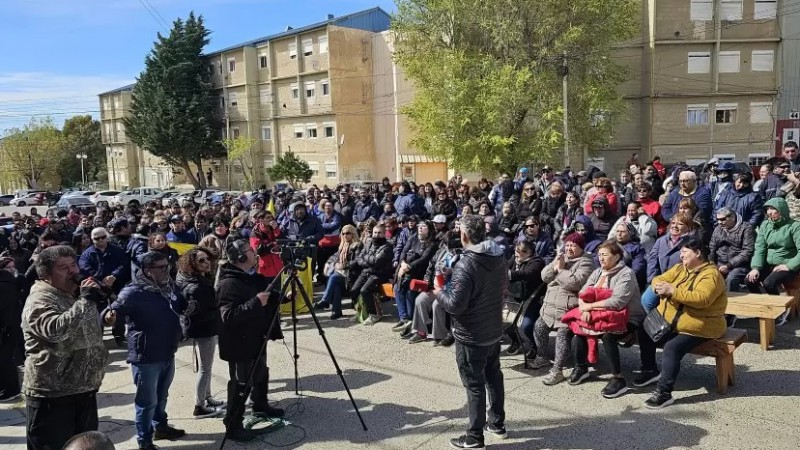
[281,204,324,245]
[438,240,508,346]
[752,197,800,271]
[709,213,755,270]
[354,237,394,279]
[714,184,764,226]
[215,263,282,362]
[573,215,603,255]
[22,281,108,398]
[588,196,618,240]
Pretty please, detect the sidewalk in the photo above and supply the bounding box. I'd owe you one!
[2,308,800,449]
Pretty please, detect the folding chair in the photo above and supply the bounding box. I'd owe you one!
[501,284,545,370]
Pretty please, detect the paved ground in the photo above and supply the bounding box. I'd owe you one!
[2,294,800,449]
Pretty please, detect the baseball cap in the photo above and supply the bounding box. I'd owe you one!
[541,166,552,172]
[432,214,447,224]
[169,214,184,223]
[519,167,529,174]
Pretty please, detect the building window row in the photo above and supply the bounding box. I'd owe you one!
[687,49,773,74]
[690,0,776,21]
[307,161,337,178]
[292,123,336,139]
[290,80,330,102]
[288,35,329,60]
[686,101,772,126]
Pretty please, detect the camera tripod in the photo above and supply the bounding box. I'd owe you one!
[219,262,367,450]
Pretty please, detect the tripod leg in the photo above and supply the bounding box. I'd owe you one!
[294,278,368,431]
[290,276,300,395]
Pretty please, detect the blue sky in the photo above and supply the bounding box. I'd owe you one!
[0,0,396,133]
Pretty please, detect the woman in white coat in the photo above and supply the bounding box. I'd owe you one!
[612,201,658,252]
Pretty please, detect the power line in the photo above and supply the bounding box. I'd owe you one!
[136,0,169,32]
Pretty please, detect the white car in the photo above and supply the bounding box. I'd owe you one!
[89,190,121,208]
[63,190,96,198]
[156,190,188,208]
[10,192,44,207]
[109,187,163,207]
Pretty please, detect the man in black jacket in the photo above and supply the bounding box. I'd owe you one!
[709,208,755,293]
[434,214,508,449]
[216,239,283,442]
[349,223,393,325]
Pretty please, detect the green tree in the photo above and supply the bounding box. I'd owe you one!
[267,151,313,188]
[125,12,223,189]
[393,0,638,174]
[0,117,63,189]
[221,136,259,190]
[59,115,106,187]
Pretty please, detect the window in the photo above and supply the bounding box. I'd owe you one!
[688,52,711,73]
[290,83,299,99]
[261,126,272,140]
[302,38,313,56]
[687,104,709,126]
[690,0,712,20]
[219,96,225,109]
[321,79,330,96]
[319,36,328,54]
[305,81,315,100]
[750,102,772,124]
[306,124,318,138]
[748,153,770,168]
[229,92,238,107]
[288,42,297,59]
[754,0,777,19]
[228,58,236,73]
[308,162,320,177]
[325,162,337,178]
[293,125,304,138]
[323,122,335,138]
[752,50,774,72]
[259,53,268,69]
[715,103,738,124]
[720,0,742,21]
[718,51,740,73]
[232,127,240,139]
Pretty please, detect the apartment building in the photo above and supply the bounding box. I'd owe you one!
[99,7,390,189]
[599,0,791,174]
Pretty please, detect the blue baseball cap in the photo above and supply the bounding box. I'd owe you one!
[519,167,529,173]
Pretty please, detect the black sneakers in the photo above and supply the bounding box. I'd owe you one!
[450,434,485,448]
[568,366,591,385]
[253,404,285,418]
[505,341,521,355]
[138,443,160,450]
[153,425,185,440]
[644,390,675,409]
[601,377,630,399]
[407,333,427,344]
[193,404,221,419]
[227,427,257,442]
[633,370,661,388]
[439,333,455,347]
[484,423,508,440]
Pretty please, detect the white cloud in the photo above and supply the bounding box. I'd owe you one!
[0,72,133,133]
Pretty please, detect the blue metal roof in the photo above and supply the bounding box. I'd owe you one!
[98,84,135,96]
[205,6,391,56]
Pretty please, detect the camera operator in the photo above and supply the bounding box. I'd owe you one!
[281,202,323,276]
[434,214,508,448]
[22,246,113,450]
[216,239,284,443]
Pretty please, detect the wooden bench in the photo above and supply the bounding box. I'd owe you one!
[691,328,747,394]
[726,293,793,350]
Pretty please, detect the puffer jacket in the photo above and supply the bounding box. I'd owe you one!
[110,274,185,364]
[708,214,755,270]
[752,197,800,271]
[438,241,508,346]
[581,262,645,325]
[538,253,595,329]
[508,256,546,302]
[354,237,394,279]
[714,186,764,226]
[653,262,727,339]
[216,263,282,362]
[399,235,439,281]
[22,281,108,398]
[176,272,219,339]
[433,199,458,223]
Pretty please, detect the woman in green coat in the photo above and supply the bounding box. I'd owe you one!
[746,197,800,295]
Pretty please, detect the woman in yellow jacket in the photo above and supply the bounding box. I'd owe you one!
[634,236,727,409]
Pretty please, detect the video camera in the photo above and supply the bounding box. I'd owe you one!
[272,239,314,270]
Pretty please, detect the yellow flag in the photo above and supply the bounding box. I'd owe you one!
[168,242,196,255]
[267,198,276,215]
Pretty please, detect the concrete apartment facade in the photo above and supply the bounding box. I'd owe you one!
[99,7,390,190]
[600,0,789,175]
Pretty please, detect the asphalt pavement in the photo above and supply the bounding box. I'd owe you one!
[2,293,800,449]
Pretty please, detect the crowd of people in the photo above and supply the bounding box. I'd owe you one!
[2,143,800,449]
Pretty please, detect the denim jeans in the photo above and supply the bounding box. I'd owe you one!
[455,341,505,441]
[132,359,175,446]
[321,271,346,314]
[725,266,750,293]
[394,285,418,321]
[641,286,660,313]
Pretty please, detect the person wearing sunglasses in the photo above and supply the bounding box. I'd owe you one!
[105,251,187,449]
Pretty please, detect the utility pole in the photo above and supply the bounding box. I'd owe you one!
[107,147,117,190]
[560,52,570,169]
[76,153,87,186]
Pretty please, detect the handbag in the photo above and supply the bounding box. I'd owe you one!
[643,300,684,345]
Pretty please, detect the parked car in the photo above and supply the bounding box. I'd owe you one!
[10,192,45,207]
[109,187,163,207]
[0,194,15,206]
[89,190,121,208]
[62,190,96,198]
[56,196,94,209]
[156,190,187,208]
[175,189,222,207]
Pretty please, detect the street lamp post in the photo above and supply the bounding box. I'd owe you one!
[76,153,88,187]
[107,147,118,190]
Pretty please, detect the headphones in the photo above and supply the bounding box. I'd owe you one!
[226,239,251,264]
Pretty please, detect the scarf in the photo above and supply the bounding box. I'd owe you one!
[133,269,176,299]
[338,240,352,266]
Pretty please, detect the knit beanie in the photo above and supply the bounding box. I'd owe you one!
[563,232,586,249]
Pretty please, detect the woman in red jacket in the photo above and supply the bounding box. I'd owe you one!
[636,183,666,235]
[584,177,619,215]
[249,211,283,281]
